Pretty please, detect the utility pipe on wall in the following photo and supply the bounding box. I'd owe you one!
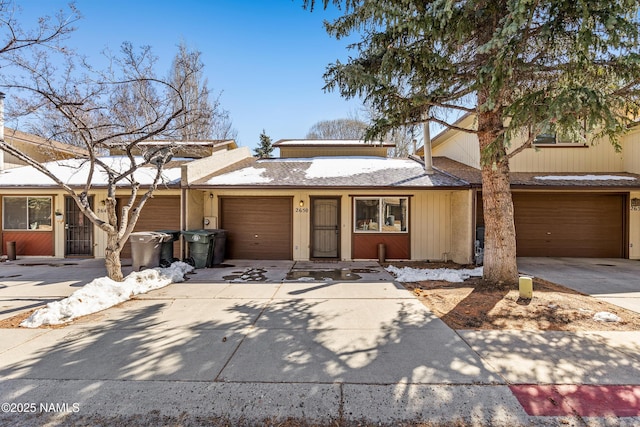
[422,110,434,175]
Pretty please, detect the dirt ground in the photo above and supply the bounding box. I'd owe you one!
[388,261,640,331]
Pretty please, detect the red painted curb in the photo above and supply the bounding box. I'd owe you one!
[510,385,640,417]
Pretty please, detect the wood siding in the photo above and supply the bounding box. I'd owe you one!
[509,140,624,172]
[432,131,481,169]
[353,233,409,259]
[411,191,453,261]
[433,128,627,173]
[119,196,181,259]
[2,231,54,256]
[623,129,640,174]
[220,197,293,260]
[207,189,471,264]
[279,146,388,158]
[513,193,625,258]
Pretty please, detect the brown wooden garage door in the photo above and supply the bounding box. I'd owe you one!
[220,197,292,260]
[119,196,181,259]
[513,193,625,258]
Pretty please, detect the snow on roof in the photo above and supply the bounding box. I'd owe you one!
[114,139,235,147]
[274,139,392,146]
[206,164,273,184]
[534,175,637,181]
[0,156,184,187]
[201,156,464,187]
[305,157,417,178]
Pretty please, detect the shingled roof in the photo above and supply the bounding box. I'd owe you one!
[191,156,468,189]
[432,156,640,189]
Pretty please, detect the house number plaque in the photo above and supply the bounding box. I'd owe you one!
[632,198,640,212]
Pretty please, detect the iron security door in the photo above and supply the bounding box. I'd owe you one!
[311,197,340,258]
[65,196,93,257]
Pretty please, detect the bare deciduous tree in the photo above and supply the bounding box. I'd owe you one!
[0,0,79,58]
[1,11,210,280]
[169,41,236,141]
[306,118,367,139]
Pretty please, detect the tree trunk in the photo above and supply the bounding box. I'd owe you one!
[105,233,124,282]
[477,110,519,285]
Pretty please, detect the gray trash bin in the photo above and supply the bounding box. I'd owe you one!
[129,231,171,271]
[155,230,181,267]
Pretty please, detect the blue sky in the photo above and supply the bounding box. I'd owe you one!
[17,0,364,150]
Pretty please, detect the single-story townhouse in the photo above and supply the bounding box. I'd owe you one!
[3,128,640,263]
[185,140,474,264]
[0,155,184,259]
[0,138,236,259]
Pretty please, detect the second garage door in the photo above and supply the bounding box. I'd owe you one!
[513,192,625,258]
[220,197,293,260]
[119,195,181,260]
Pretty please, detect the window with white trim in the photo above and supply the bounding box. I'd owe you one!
[2,196,52,230]
[354,197,408,233]
[532,121,586,145]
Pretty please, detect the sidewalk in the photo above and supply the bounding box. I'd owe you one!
[0,259,639,426]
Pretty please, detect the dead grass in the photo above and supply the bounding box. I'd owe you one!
[392,262,640,331]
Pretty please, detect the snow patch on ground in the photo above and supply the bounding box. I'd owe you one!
[386,265,483,283]
[20,262,194,328]
[593,311,622,322]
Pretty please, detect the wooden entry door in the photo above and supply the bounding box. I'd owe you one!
[311,197,340,258]
[65,196,94,257]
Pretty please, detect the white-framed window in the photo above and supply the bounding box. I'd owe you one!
[354,197,408,233]
[2,196,52,230]
[532,121,586,146]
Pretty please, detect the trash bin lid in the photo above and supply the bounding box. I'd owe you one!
[181,229,218,243]
[130,231,171,243]
[155,230,181,240]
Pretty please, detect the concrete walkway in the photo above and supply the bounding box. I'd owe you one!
[0,258,639,426]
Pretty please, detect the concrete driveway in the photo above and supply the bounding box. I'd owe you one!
[1,258,640,425]
[517,257,640,313]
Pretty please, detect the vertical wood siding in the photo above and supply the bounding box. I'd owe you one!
[623,130,640,174]
[411,192,452,261]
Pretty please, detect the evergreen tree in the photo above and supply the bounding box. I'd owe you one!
[254,130,274,158]
[305,0,640,284]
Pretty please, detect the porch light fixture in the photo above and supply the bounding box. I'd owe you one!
[299,200,304,207]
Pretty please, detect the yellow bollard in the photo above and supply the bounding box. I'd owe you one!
[519,276,533,299]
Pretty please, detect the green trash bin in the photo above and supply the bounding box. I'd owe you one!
[209,229,226,266]
[156,230,181,267]
[182,230,217,268]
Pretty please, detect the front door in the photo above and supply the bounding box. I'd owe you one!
[65,196,94,257]
[311,197,340,258]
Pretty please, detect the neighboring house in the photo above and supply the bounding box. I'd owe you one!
[6,124,638,264]
[0,138,237,259]
[108,139,238,158]
[0,156,184,258]
[1,127,89,170]
[184,140,474,264]
[420,115,640,260]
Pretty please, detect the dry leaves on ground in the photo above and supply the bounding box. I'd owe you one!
[394,262,640,331]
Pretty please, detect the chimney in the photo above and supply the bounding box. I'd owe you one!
[422,119,434,175]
